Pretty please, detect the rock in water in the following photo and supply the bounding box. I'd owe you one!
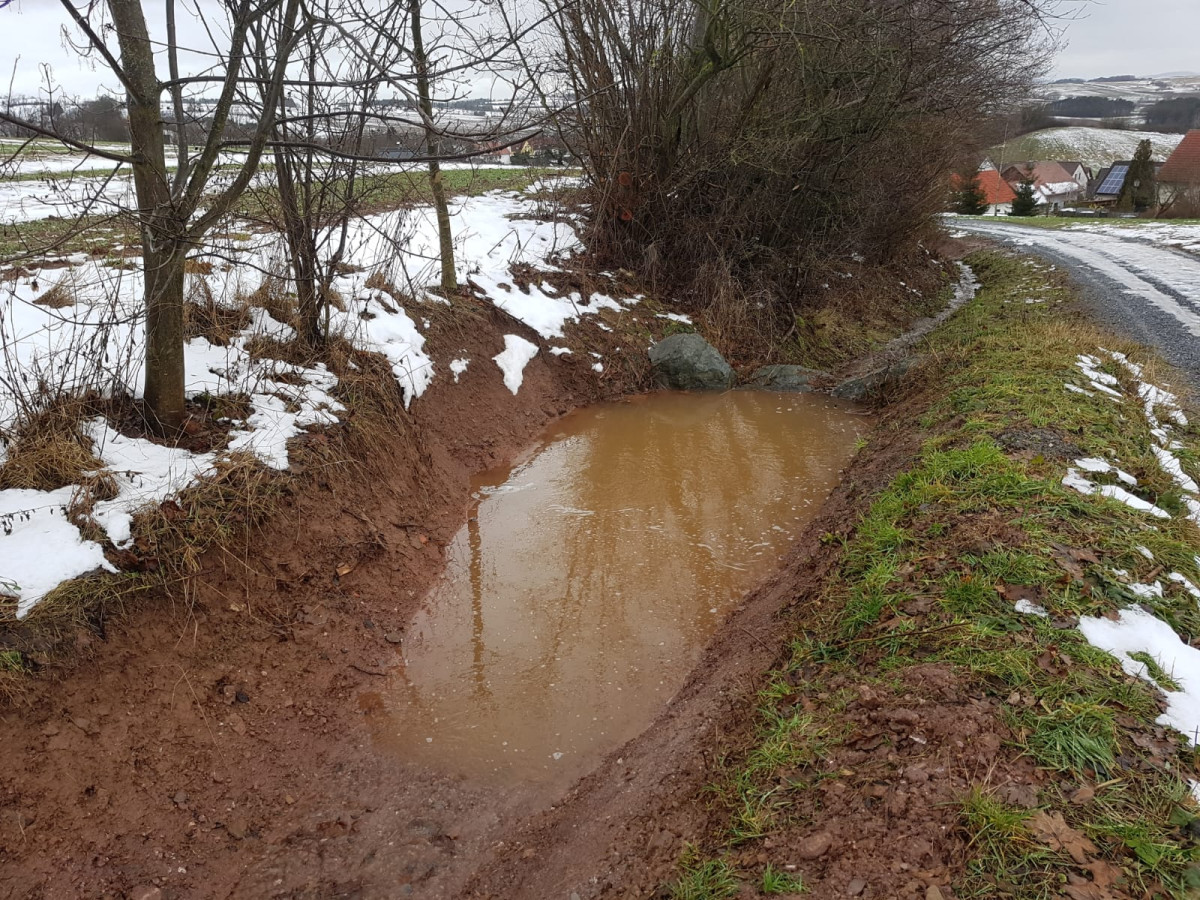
[648,334,736,391]
[744,364,828,392]
[831,357,918,401]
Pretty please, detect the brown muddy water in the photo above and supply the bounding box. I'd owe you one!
[366,391,867,797]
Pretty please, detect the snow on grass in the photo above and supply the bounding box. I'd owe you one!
[82,419,217,547]
[493,335,539,395]
[994,127,1184,171]
[1058,347,1200,747]
[1079,606,1200,746]
[1014,598,1049,618]
[0,185,639,615]
[1062,467,1172,519]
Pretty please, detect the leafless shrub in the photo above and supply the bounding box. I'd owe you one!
[539,0,1059,357]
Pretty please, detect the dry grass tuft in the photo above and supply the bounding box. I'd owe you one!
[32,282,75,309]
[242,277,295,328]
[333,351,417,477]
[184,258,215,276]
[184,277,253,346]
[0,403,102,492]
[2,451,281,653]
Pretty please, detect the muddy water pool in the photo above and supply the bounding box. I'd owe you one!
[366,391,867,795]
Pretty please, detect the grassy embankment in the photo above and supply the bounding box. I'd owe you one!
[954,215,1200,231]
[670,251,1200,898]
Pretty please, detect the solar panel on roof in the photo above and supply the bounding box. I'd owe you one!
[1097,163,1129,196]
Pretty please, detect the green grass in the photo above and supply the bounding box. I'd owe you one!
[1021,702,1119,775]
[761,864,806,894]
[669,849,739,900]
[663,248,1200,897]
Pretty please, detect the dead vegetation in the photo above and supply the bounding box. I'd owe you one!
[0,326,419,687]
[0,401,102,492]
[549,0,1054,362]
[31,281,75,310]
[184,276,254,346]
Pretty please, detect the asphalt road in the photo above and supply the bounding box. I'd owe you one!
[951,219,1200,387]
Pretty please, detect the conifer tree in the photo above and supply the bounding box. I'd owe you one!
[953,169,989,215]
[1119,139,1157,212]
[1009,177,1040,216]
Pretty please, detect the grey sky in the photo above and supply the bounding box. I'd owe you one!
[2,0,1198,98]
[1052,0,1200,78]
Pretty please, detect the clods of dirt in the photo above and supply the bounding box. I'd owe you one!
[996,426,1083,459]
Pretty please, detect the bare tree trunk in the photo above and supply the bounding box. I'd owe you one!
[274,146,324,348]
[107,0,186,431]
[410,0,457,295]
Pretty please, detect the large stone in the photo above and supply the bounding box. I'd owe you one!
[831,357,919,401]
[648,333,736,391]
[743,364,828,393]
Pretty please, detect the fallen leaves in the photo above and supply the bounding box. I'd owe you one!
[1048,543,1100,583]
[1027,810,1097,864]
[1063,860,1128,899]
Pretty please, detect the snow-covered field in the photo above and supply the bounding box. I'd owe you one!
[994,127,1184,170]
[1034,75,1200,108]
[0,158,537,224]
[0,184,639,616]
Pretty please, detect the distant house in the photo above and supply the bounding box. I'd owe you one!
[1000,161,1084,211]
[951,168,1017,215]
[1057,161,1091,190]
[1158,129,1200,214]
[1090,162,1132,205]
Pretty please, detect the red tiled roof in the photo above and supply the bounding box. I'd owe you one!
[951,169,1016,205]
[1160,130,1200,185]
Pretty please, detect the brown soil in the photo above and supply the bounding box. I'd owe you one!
[0,294,969,900]
[0,301,642,900]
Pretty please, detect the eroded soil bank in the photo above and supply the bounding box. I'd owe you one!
[0,298,653,900]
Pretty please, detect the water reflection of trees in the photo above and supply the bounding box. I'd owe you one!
[385,393,863,785]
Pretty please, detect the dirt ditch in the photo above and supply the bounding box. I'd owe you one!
[0,299,936,900]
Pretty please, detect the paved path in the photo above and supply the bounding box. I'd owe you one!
[951,219,1200,384]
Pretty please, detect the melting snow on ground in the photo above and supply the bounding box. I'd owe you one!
[0,184,640,615]
[1057,347,1200,747]
[1080,607,1200,746]
[493,335,539,395]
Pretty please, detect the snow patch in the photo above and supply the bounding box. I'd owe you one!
[1080,606,1200,746]
[493,335,539,395]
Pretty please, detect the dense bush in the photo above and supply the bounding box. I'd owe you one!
[545,0,1055,348]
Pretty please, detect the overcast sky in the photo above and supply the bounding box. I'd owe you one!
[1,0,1198,98]
[1052,0,1200,79]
